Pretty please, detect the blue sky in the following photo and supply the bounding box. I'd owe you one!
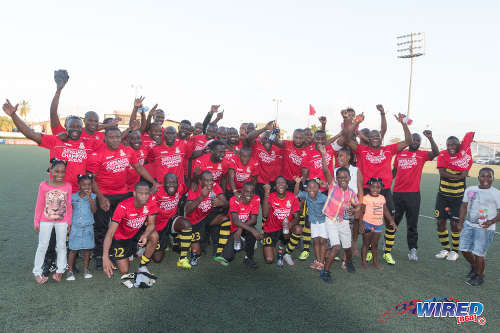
[1,0,499,145]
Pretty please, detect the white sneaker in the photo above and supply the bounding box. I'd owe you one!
[408,248,418,261]
[83,269,93,279]
[66,271,75,281]
[122,280,134,288]
[283,253,295,266]
[435,250,449,259]
[446,250,459,261]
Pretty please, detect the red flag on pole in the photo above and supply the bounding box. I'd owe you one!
[309,104,316,116]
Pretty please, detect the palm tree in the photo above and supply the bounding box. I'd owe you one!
[19,100,31,121]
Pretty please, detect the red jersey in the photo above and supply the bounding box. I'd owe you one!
[227,157,259,190]
[150,139,189,184]
[253,141,282,184]
[193,154,229,185]
[393,150,430,193]
[39,134,96,193]
[188,135,211,153]
[228,195,260,233]
[263,192,299,233]
[302,145,334,189]
[281,140,308,180]
[111,196,158,240]
[88,144,138,195]
[152,184,187,231]
[224,142,243,162]
[141,132,160,178]
[437,132,475,172]
[52,123,105,150]
[185,183,223,225]
[356,144,398,189]
[126,147,148,193]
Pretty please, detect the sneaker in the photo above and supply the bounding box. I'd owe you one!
[190,253,199,266]
[298,250,310,260]
[320,270,332,283]
[466,266,476,279]
[283,253,295,266]
[94,256,103,271]
[66,270,76,281]
[435,249,449,259]
[366,251,373,262]
[34,274,49,284]
[234,240,242,252]
[465,275,484,287]
[213,256,229,267]
[383,253,396,265]
[243,257,257,269]
[83,269,93,279]
[346,261,356,273]
[122,280,134,288]
[177,258,192,269]
[408,248,418,261]
[446,250,459,261]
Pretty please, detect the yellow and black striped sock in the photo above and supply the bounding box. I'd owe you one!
[302,226,311,252]
[438,230,450,250]
[286,233,300,254]
[215,220,231,256]
[178,228,193,259]
[140,255,151,266]
[384,227,397,254]
[451,231,461,252]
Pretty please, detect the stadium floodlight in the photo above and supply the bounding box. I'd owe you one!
[397,32,425,119]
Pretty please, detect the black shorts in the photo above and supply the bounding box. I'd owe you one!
[363,188,395,216]
[191,211,218,243]
[435,194,462,221]
[262,230,285,248]
[110,226,145,260]
[156,216,179,251]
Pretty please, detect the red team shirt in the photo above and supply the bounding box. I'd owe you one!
[393,150,430,193]
[149,139,189,184]
[52,123,105,150]
[263,192,300,233]
[302,145,334,189]
[228,195,260,233]
[193,154,229,185]
[141,132,160,178]
[39,134,96,193]
[186,183,223,225]
[152,184,187,231]
[111,196,158,240]
[281,141,308,180]
[224,142,243,162]
[227,157,259,190]
[356,144,398,189]
[126,147,148,193]
[88,144,138,195]
[188,135,211,154]
[253,141,282,184]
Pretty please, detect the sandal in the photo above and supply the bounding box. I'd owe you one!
[310,260,323,271]
[35,274,48,284]
[52,273,62,282]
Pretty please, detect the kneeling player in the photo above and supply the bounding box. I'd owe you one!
[261,177,300,267]
[223,182,263,269]
[102,181,159,288]
[152,173,193,269]
[185,171,230,266]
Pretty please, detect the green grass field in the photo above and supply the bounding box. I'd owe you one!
[1,145,499,333]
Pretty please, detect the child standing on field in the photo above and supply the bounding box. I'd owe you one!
[66,174,97,281]
[33,159,72,284]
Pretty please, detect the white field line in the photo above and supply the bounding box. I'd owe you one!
[419,214,500,235]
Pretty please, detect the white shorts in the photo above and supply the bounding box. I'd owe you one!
[325,217,352,249]
[310,222,328,239]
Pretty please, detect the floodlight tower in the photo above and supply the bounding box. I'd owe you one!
[397,33,425,119]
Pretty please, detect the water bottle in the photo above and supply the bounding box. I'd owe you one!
[343,204,352,221]
[282,217,289,235]
[209,190,217,200]
[478,208,488,226]
[268,127,280,143]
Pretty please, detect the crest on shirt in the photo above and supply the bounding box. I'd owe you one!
[143,206,149,214]
[79,142,85,150]
[120,149,126,157]
[413,153,417,158]
[218,164,222,170]
[140,151,144,157]
[176,147,180,153]
[247,166,251,173]
[286,200,291,208]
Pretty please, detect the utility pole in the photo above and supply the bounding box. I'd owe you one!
[397,32,425,120]
[272,98,283,121]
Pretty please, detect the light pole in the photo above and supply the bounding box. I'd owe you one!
[131,84,143,98]
[397,32,425,120]
[272,98,283,121]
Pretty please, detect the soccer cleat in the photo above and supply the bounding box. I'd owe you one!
[122,280,134,288]
[465,275,484,287]
[66,271,76,281]
[466,266,476,279]
[121,273,136,288]
[243,257,258,269]
[435,250,449,259]
[365,251,373,262]
[320,270,332,284]
[213,256,229,267]
[446,250,459,261]
[83,269,93,279]
[408,248,418,261]
[383,253,396,265]
[345,261,356,273]
[177,258,192,269]
[298,250,310,260]
[283,253,295,266]
[190,253,199,267]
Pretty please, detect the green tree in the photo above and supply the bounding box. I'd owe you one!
[0,116,15,132]
[19,100,31,121]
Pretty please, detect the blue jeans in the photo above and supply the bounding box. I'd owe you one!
[459,222,495,257]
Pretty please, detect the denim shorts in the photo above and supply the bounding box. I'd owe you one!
[362,221,383,233]
[459,222,495,257]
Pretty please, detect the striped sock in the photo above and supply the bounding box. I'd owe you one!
[178,228,193,259]
[384,227,397,253]
[215,220,231,255]
[140,255,151,266]
[302,226,311,252]
[438,230,450,250]
[286,233,300,254]
[451,232,461,252]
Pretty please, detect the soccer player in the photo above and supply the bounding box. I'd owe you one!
[390,130,439,261]
[301,130,334,193]
[261,177,301,267]
[102,181,159,288]
[193,122,203,136]
[343,110,412,265]
[224,127,243,162]
[252,130,283,201]
[223,182,263,269]
[227,147,259,198]
[184,171,231,266]
[125,129,147,194]
[192,140,229,187]
[459,168,500,286]
[152,173,192,269]
[434,132,475,261]
[274,129,308,192]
